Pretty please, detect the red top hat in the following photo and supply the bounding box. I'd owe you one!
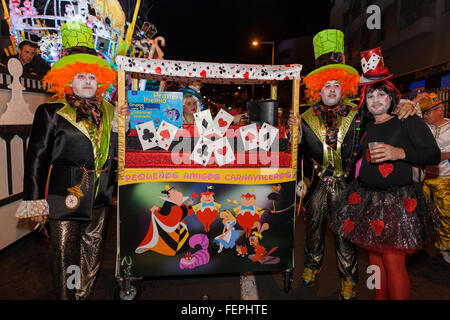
[359,47,393,85]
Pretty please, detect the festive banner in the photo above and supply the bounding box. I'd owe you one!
[115,56,303,84]
[128,90,183,129]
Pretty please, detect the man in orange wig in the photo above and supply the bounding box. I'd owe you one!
[15,21,129,299]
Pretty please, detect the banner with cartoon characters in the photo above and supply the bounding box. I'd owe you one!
[118,168,295,277]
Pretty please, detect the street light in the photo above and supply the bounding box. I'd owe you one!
[251,40,277,100]
[251,40,275,65]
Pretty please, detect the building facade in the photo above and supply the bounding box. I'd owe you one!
[330,0,450,111]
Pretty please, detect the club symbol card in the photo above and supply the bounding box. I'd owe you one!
[213,109,234,137]
[239,123,258,151]
[136,120,158,150]
[258,122,279,151]
[156,120,178,150]
[191,137,214,166]
[194,109,214,137]
[213,137,235,167]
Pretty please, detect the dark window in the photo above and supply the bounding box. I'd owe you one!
[399,0,436,29]
[381,2,397,41]
[360,26,370,51]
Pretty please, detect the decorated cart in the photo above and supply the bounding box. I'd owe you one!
[114,56,302,299]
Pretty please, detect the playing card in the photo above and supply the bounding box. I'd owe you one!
[156,120,178,150]
[194,109,214,137]
[213,137,235,167]
[367,54,381,70]
[191,137,214,166]
[136,120,158,150]
[361,54,381,73]
[239,123,258,151]
[258,122,279,151]
[213,109,234,137]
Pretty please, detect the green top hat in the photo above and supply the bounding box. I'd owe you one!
[305,29,358,78]
[313,29,344,60]
[60,21,95,50]
[50,21,112,72]
[43,21,116,98]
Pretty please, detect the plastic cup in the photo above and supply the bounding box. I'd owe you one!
[368,142,383,163]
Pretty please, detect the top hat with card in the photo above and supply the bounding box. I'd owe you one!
[359,47,393,85]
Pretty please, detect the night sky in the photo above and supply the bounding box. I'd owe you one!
[128,0,332,64]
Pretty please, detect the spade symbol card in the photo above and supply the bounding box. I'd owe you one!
[136,120,158,150]
[194,109,214,137]
[213,109,234,137]
[156,120,178,150]
[191,137,214,166]
[213,137,235,167]
[258,122,279,151]
[239,123,258,151]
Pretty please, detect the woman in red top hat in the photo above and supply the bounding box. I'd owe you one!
[329,47,441,300]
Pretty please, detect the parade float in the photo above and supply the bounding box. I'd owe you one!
[114,57,302,299]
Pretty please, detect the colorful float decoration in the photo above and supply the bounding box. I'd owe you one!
[2,0,164,65]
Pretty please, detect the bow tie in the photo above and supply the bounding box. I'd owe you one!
[66,94,103,129]
[312,103,350,117]
[241,205,255,211]
[201,202,214,208]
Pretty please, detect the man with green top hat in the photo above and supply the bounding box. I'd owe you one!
[14,21,130,299]
[288,30,417,300]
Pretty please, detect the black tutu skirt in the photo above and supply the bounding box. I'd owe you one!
[329,179,440,253]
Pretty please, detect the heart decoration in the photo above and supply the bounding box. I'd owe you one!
[191,192,199,199]
[344,219,355,234]
[348,192,362,205]
[200,70,207,77]
[378,163,394,178]
[370,220,385,236]
[403,197,417,213]
[243,72,250,79]
[155,67,162,74]
[159,129,170,140]
[245,132,255,143]
[218,118,228,128]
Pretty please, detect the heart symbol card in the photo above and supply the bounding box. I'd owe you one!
[194,109,214,137]
[258,122,279,151]
[239,123,258,151]
[156,120,178,150]
[213,137,235,167]
[191,137,214,166]
[136,120,158,150]
[213,109,234,137]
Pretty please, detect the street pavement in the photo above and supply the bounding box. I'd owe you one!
[0,205,449,300]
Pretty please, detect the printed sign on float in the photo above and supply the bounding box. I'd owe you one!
[128,90,183,129]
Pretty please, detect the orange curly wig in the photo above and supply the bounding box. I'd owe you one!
[303,67,360,103]
[42,61,117,98]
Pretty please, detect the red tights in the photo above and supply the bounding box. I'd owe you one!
[369,250,410,300]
